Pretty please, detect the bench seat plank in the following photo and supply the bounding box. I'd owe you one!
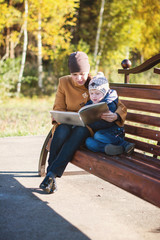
[71,149,160,208]
[109,154,160,179]
[130,152,160,168]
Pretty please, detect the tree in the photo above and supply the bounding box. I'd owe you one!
[17,0,28,94]
[94,0,105,73]
[134,0,160,60]
[37,0,43,89]
[0,0,22,61]
[26,0,79,83]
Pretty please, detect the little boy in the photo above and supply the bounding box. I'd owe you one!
[85,74,135,155]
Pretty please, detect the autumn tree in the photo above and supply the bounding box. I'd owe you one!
[17,0,28,94]
[0,0,22,61]
[134,0,160,60]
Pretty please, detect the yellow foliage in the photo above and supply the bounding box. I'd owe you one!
[136,0,160,59]
[27,0,79,59]
[0,1,21,30]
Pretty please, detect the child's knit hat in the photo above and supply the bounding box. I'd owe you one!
[89,74,109,96]
[68,51,90,73]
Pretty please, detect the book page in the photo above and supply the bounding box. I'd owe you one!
[79,102,109,125]
[50,110,85,127]
[78,101,107,112]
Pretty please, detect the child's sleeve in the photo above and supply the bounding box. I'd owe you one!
[108,100,118,113]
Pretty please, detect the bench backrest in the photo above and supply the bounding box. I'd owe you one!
[110,83,160,158]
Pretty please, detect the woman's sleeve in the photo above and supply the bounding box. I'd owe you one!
[115,100,127,126]
[53,78,67,111]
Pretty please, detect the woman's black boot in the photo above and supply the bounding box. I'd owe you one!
[39,173,57,194]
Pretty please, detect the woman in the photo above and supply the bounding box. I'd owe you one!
[39,51,127,194]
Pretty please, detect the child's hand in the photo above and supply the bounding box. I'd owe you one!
[101,111,118,122]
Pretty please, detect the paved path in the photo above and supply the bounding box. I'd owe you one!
[0,136,160,240]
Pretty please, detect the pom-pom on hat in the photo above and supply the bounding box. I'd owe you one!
[89,74,109,96]
[68,51,90,73]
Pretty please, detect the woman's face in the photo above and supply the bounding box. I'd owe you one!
[71,72,89,86]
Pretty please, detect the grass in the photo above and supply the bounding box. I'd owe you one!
[0,96,55,137]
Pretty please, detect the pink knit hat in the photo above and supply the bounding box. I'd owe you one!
[68,51,90,73]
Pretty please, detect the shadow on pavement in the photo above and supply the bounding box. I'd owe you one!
[0,173,91,240]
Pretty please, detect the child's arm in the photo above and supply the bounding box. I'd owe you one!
[87,101,117,131]
[101,111,118,122]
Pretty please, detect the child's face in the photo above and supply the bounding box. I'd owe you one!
[89,89,104,104]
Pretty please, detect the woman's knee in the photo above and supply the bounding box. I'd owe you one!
[56,124,71,133]
[54,124,72,140]
[73,126,90,137]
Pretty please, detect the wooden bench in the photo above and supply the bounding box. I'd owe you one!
[38,54,160,208]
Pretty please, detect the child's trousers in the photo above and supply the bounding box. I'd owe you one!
[85,125,129,153]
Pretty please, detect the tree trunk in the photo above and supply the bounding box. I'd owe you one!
[94,0,105,73]
[10,35,15,59]
[6,28,10,58]
[17,0,28,94]
[37,5,43,89]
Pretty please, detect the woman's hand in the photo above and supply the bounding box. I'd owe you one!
[51,115,56,124]
[101,111,118,122]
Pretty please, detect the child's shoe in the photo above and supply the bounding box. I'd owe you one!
[124,143,135,155]
[104,144,123,155]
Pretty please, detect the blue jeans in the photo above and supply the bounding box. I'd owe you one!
[85,125,128,153]
[47,124,90,177]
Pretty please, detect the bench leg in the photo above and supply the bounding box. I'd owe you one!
[38,129,52,177]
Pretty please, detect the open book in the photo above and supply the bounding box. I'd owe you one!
[50,102,109,127]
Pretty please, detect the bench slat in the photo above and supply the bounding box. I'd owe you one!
[110,83,160,89]
[130,151,160,168]
[125,124,160,141]
[125,137,160,156]
[72,149,160,208]
[113,87,160,100]
[121,100,160,114]
[126,112,160,127]
[108,154,160,180]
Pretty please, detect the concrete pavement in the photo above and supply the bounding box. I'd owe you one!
[0,136,160,240]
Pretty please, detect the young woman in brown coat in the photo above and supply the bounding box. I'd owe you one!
[39,51,127,194]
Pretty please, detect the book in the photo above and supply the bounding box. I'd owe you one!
[50,102,109,127]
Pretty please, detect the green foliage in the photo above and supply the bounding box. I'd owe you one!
[0,58,21,98]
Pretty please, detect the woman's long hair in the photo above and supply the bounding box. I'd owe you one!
[84,73,92,89]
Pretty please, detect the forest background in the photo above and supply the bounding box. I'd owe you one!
[0,0,160,137]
